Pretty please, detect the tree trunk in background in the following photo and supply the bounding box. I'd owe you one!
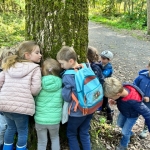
[25,0,88,62]
[147,0,150,35]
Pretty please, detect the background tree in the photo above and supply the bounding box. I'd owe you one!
[25,0,88,62]
[147,0,150,35]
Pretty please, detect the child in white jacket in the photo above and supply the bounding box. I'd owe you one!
[0,48,16,150]
[0,41,42,150]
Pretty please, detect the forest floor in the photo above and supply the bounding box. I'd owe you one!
[88,21,150,150]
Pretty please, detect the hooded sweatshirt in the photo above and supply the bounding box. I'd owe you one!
[133,69,150,97]
[0,62,41,116]
[34,75,63,125]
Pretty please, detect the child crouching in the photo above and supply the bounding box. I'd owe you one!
[103,77,150,150]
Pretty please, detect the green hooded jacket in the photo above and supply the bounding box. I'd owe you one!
[34,75,63,125]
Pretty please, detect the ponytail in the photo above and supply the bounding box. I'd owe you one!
[2,55,21,70]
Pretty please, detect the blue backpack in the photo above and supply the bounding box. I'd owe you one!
[64,63,103,115]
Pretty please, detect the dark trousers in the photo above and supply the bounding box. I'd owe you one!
[102,96,111,114]
[67,114,93,150]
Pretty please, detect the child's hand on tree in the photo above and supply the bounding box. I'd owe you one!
[144,97,150,102]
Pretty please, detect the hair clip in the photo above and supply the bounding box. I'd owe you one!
[49,67,53,72]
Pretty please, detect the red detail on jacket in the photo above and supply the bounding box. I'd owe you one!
[122,85,142,102]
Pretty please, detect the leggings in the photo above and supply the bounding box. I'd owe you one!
[35,123,60,150]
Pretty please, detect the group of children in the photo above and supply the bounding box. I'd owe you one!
[0,41,150,150]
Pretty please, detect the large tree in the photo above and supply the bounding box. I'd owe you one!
[25,1,89,149]
[147,0,150,35]
[25,0,88,62]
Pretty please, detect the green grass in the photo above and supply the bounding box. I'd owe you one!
[89,9,147,31]
[0,12,25,48]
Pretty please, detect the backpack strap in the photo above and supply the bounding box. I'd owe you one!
[71,93,79,112]
[63,69,76,75]
[64,63,86,75]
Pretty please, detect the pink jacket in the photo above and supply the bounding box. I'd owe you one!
[0,62,41,116]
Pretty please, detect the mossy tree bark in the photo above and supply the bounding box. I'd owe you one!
[25,0,88,62]
[25,1,88,149]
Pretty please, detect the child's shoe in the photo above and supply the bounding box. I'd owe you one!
[139,125,148,139]
[2,143,13,150]
[16,145,27,150]
[116,145,127,150]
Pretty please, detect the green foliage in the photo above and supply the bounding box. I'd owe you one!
[0,12,25,48]
[0,0,25,48]
[89,13,147,30]
[89,0,147,31]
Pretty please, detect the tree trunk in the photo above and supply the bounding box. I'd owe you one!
[25,0,88,62]
[25,1,89,149]
[147,0,150,35]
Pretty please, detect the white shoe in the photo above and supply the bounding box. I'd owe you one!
[139,125,148,139]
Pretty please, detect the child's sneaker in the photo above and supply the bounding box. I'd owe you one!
[139,125,148,139]
[116,145,127,150]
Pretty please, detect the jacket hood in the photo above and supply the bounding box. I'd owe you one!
[42,75,62,92]
[139,69,149,77]
[123,83,144,98]
[6,62,39,78]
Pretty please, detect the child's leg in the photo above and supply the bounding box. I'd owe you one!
[48,124,60,150]
[79,114,93,150]
[0,114,7,145]
[117,113,126,128]
[67,115,93,150]
[118,114,137,148]
[3,113,17,145]
[139,102,150,139]
[35,123,48,150]
[101,96,108,111]
[4,112,29,148]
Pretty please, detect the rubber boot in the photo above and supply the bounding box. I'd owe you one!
[16,145,27,150]
[2,143,13,150]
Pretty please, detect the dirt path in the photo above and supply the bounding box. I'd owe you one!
[88,21,150,150]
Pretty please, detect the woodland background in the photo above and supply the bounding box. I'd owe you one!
[1,0,150,149]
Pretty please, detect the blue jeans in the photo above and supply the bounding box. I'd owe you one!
[67,114,93,150]
[3,112,29,147]
[117,113,138,147]
[0,114,7,145]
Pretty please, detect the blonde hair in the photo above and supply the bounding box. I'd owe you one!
[0,48,16,66]
[2,41,39,70]
[56,46,77,61]
[103,77,123,97]
[42,58,62,76]
[87,46,99,63]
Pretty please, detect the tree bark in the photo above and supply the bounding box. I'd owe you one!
[25,0,88,62]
